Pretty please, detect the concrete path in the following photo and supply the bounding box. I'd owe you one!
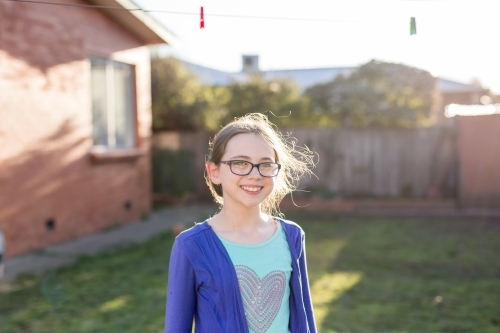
[1,204,217,281]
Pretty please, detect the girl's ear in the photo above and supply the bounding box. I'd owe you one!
[206,162,221,185]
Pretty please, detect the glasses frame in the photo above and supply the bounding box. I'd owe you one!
[220,160,281,178]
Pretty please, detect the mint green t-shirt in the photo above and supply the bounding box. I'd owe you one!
[217,222,292,333]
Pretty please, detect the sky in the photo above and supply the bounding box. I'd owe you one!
[135,0,500,93]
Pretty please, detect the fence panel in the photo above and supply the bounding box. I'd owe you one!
[152,131,212,199]
[151,127,457,199]
[290,127,456,198]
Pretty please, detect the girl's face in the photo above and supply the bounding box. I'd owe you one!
[208,133,277,211]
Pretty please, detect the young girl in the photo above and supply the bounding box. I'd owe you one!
[164,113,316,333]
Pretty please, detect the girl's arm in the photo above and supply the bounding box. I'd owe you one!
[299,232,317,333]
[165,239,196,333]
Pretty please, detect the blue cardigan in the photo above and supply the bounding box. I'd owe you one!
[164,219,317,333]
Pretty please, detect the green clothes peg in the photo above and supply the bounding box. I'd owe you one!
[410,17,417,35]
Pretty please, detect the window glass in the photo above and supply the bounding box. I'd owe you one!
[91,58,108,147]
[114,62,135,148]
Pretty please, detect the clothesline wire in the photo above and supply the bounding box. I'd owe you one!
[5,0,406,24]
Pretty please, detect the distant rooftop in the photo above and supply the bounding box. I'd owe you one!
[181,60,354,91]
[445,103,500,117]
[262,67,355,91]
[180,56,487,94]
[438,79,486,94]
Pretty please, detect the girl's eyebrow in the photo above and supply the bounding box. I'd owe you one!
[230,155,274,161]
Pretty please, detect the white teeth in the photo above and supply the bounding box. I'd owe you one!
[241,186,262,192]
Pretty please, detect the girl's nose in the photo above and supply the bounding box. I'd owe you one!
[247,165,262,178]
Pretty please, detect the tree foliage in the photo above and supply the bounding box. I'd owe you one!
[152,57,439,130]
[151,57,314,131]
[220,76,313,128]
[151,57,226,131]
[305,60,440,128]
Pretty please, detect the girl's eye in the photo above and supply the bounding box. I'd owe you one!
[232,161,249,168]
[261,163,272,168]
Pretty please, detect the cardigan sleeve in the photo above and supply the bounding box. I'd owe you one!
[165,238,196,333]
[299,232,317,333]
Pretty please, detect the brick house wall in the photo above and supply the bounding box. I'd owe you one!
[0,0,153,258]
[457,114,500,208]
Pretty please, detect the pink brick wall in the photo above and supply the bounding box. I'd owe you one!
[457,114,500,208]
[0,0,152,257]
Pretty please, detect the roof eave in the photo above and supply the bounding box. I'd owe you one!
[87,0,178,45]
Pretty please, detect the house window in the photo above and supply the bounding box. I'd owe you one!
[90,58,135,149]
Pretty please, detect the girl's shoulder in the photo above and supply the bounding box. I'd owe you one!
[275,218,307,257]
[276,217,302,229]
[174,220,211,244]
[275,217,306,241]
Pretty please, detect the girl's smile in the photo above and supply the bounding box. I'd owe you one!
[240,185,264,194]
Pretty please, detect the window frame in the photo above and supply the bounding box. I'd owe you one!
[88,56,144,162]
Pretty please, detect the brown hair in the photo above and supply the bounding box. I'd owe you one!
[205,113,315,217]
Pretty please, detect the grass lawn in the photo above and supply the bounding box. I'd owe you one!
[1,212,499,333]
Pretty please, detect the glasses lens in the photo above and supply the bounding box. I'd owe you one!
[259,163,279,177]
[230,161,252,175]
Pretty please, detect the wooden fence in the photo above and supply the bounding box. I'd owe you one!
[151,127,457,199]
[152,131,212,199]
[290,127,457,198]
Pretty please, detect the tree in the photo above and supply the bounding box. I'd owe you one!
[220,75,314,128]
[151,57,214,131]
[305,60,440,128]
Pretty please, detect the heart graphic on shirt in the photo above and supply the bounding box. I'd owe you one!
[234,265,286,333]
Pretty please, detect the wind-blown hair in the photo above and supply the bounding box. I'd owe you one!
[205,113,315,217]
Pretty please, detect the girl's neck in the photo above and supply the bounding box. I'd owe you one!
[215,204,269,231]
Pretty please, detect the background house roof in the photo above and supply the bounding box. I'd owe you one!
[445,103,500,117]
[261,67,355,91]
[181,61,355,91]
[87,0,177,45]
[180,58,486,95]
[438,78,487,94]
[181,61,236,86]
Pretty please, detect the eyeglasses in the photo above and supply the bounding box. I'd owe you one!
[220,160,281,177]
